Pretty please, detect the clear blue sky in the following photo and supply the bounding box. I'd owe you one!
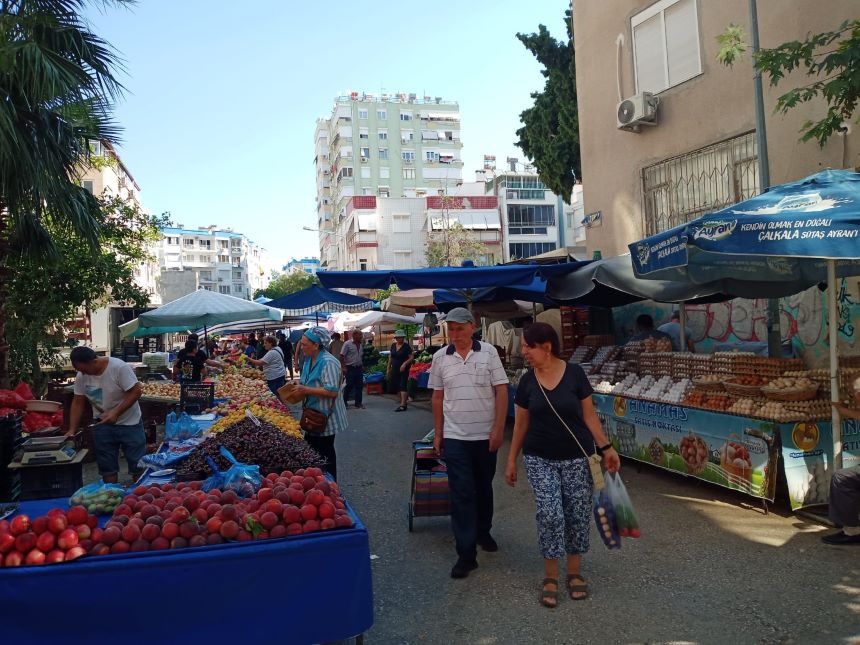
[85,0,569,269]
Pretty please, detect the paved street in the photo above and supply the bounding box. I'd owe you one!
[335,393,860,645]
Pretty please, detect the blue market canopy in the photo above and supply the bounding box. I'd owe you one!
[433,276,554,312]
[121,289,282,338]
[547,254,816,307]
[317,260,591,291]
[629,169,860,285]
[264,285,375,315]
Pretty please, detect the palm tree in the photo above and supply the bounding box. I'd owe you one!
[0,0,129,385]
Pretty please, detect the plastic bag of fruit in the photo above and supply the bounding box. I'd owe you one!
[605,472,641,539]
[201,456,226,492]
[165,411,204,442]
[138,436,204,469]
[592,488,621,550]
[69,481,126,515]
[219,445,262,498]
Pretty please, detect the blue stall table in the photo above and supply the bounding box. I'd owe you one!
[0,498,373,644]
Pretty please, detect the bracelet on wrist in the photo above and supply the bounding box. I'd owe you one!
[598,442,613,452]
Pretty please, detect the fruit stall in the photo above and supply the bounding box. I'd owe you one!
[583,345,860,510]
[0,377,374,643]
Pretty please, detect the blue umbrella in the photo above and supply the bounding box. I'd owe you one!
[265,284,375,315]
[628,169,860,468]
[433,276,555,312]
[316,260,591,291]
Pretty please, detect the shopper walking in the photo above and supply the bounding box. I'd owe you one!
[276,332,294,380]
[293,326,348,480]
[388,329,414,411]
[68,347,146,484]
[505,322,620,607]
[247,335,288,398]
[822,376,860,545]
[341,329,365,409]
[429,307,509,579]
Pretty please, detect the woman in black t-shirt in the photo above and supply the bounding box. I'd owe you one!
[505,323,620,609]
[387,330,413,411]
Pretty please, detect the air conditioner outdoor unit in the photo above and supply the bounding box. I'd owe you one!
[616,92,659,131]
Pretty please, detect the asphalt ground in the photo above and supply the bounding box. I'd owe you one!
[334,392,860,645]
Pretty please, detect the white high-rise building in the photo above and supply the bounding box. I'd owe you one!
[314,91,464,270]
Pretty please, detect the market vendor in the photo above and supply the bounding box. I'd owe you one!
[823,375,860,546]
[388,329,413,412]
[246,335,288,397]
[630,314,673,344]
[173,340,208,383]
[187,333,227,370]
[68,346,145,484]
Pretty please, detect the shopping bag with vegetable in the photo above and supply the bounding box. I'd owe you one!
[605,472,641,539]
[69,481,126,515]
[592,488,621,550]
[219,445,262,498]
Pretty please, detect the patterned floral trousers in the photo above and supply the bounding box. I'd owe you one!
[523,455,593,559]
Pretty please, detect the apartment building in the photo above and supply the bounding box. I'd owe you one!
[480,163,587,261]
[573,0,859,257]
[315,91,464,269]
[155,226,272,303]
[284,257,321,275]
[321,194,502,272]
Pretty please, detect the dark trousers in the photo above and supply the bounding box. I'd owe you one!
[305,434,337,481]
[267,376,286,398]
[443,438,497,561]
[829,466,860,527]
[343,365,364,407]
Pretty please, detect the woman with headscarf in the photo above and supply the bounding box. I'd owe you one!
[291,326,348,480]
[387,329,413,412]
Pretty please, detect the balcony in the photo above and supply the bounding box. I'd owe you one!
[231,247,243,255]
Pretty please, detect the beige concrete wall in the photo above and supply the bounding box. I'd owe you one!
[574,0,859,257]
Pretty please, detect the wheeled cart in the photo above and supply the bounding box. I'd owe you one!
[407,440,451,531]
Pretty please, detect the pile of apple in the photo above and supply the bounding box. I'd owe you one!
[88,467,354,555]
[0,506,96,567]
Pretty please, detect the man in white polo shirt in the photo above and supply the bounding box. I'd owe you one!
[430,307,509,578]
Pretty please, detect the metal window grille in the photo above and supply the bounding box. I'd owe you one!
[641,131,759,235]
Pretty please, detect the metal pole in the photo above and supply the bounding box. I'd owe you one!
[828,260,842,470]
[749,0,782,358]
[679,306,688,352]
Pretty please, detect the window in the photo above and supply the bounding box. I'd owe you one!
[642,131,758,235]
[232,270,242,279]
[378,147,388,160]
[632,0,701,94]
[359,127,369,140]
[377,109,386,120]
[403,168,415,179]
[360,147,370,159]
[231,238,242,247]
[339,166,354,179]
[183,239,195,247]
[358,109,368,119]
[425,151,439,163]
[199,239,211,249]
[400,112,412,121]
[509,242,556,259]
[393,214,411,233]
[362,187,373,196]
[361,166,371,178]
[82,180,94,194]
[359,259,368,271]
[219,286,230,294]
[401,130,414,143]
[507,204,556,227]
[166,236,179,245]
[402,151,415,162]
[378,187,390,198]
[199,271,212,281]
[393,250,412,269]
[218,254,229,263]
[380,167,390,179]
[378,130,387,141]
[219,240,229,249]
[233,284,243,293]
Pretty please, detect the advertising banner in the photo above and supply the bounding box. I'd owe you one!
[778,417,860,510]
[592,394,780,501]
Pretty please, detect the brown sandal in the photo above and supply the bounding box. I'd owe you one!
[567,574,589,600]
[540,577,558,608]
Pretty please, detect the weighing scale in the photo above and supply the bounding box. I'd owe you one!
[19,434,77,465]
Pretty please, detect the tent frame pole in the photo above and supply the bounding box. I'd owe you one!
[828,260,842,470]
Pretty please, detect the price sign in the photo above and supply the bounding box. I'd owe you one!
[179,382,214,414]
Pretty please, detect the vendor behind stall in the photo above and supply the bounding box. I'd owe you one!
[173,340,207,383]
[630,314,673,344]
[68,347,145,484]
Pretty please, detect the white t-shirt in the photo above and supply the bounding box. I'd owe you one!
[428,340,509,441]
[260,347,286,381]
[73,357,142,426]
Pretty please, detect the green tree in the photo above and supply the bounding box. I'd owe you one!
[515,8,580,203]
[8,196,162,392]
[425,221,489,267]
[0,0,129,385]
[254,271,319,300]
[717,19,860,145]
